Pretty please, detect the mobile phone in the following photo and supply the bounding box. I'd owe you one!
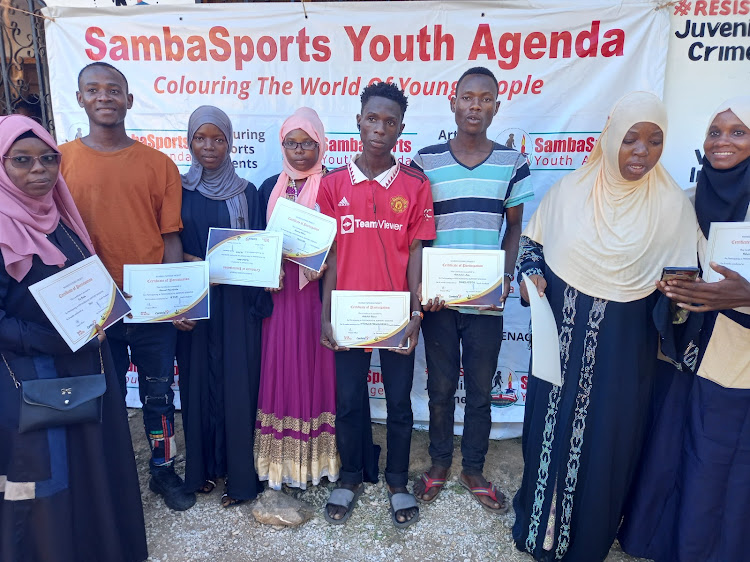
[660,266,700,282]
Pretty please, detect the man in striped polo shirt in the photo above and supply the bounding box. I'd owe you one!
[411,67,533,514]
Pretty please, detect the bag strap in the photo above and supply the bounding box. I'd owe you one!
[2,354,20,389]
[2,347,104,390]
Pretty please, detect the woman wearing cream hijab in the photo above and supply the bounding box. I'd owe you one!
[620,96,750,562]
[512,92,699,561]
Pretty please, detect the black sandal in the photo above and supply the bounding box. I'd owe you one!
[221,478,246,508]
[221,493,246,508]
[198,479,216,494]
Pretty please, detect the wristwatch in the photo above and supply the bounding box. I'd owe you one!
[411,310,424,319]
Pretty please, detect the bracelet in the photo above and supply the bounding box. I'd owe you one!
[503,272,514,281]
[411,310,424,319]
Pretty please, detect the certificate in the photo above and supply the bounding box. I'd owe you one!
[704,222,750,283]
[29,255,131,352]
[266,197,336,272]
[123,262,209,323]
[522,273,562,387]
[421,248,505,308]
[206,228,282,288]
[331,290,411,349]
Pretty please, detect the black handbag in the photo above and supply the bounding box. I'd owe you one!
[2,350,107,434]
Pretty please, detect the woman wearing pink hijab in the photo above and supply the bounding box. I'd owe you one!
[0,115,147,561]
[255,107,340,490]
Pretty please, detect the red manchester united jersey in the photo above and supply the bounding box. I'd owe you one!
[317,157,436,291]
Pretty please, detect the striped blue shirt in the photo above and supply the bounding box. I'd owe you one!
[411,142,533,250]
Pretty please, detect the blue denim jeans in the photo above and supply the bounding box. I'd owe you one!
[421,309,503,475]
[107,320,177,470]
[335,348,415,488]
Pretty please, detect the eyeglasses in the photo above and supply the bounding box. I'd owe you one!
[3,153,61,169]
[282,140,318,151]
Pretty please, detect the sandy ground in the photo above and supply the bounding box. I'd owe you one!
[129,411,651,562]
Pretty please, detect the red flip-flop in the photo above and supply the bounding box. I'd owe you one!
[416,471,448,503]
[459,476,509,514]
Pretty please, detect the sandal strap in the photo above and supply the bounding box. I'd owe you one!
[328,487,356,508]
[420,472,447,492]
[468,483,499,502]
[390,492,418,512]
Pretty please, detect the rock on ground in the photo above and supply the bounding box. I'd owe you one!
[129,412,652,562]
[251,490,315,527]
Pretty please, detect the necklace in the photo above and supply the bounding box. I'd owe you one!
[285,177,298,201]
[59,222,87,259]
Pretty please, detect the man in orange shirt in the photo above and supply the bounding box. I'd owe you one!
[61,62,194,511]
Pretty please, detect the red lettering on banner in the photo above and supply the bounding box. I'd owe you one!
[186,36,207,61]
[574,21,599,58]
[525,32,546,59]
[694,0,750,14]
[468,24,495,62]
[233,35,254,69]
[209,27,231,62]
[297,28,311,62]
[534,136,596,153]
[132,35,162,61]
[312,36,331,61]
[370,35,391,62]
[164,27,184,61]
[394,34,414,62]
[84,26,331,69]
[85,27,106,60]
[279,35,294,60]
[417,26,431,61]
[550,32,572,58]
[498,33,522,69]
[345,25,370,61]
[345,25,455,63]
[110,36,129,61]
[469,21,625,69]
[82,23,621,71]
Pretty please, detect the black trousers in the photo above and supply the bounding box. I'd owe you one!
[334,348,415,487]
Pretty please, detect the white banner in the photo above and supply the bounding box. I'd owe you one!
[45,0,669,438]
[662,1,750,188]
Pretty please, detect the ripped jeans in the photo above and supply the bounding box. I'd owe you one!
[107,320,178,471]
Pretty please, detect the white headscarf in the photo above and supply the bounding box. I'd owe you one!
[523,91,698,302]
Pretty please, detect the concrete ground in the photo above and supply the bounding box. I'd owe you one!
[129,411,651,562]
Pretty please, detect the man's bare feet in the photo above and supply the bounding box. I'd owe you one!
[221,494,245,508]
[459,472,508,513]
[387,484,419,525]
[412,465,449,502]
[326,482,362,521]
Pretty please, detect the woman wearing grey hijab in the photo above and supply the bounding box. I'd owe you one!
[174,106,273,507]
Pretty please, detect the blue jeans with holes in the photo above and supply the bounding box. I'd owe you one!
[107,320,178,471]
[421,309,503,476]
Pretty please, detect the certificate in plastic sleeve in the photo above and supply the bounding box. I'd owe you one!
[331,290,411,349]
[206,228,282,288]
[421,248,505,308]
[123,261,210,323]
[704,222,750,283]
[29,255,131,351]
[266,197,336,272]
